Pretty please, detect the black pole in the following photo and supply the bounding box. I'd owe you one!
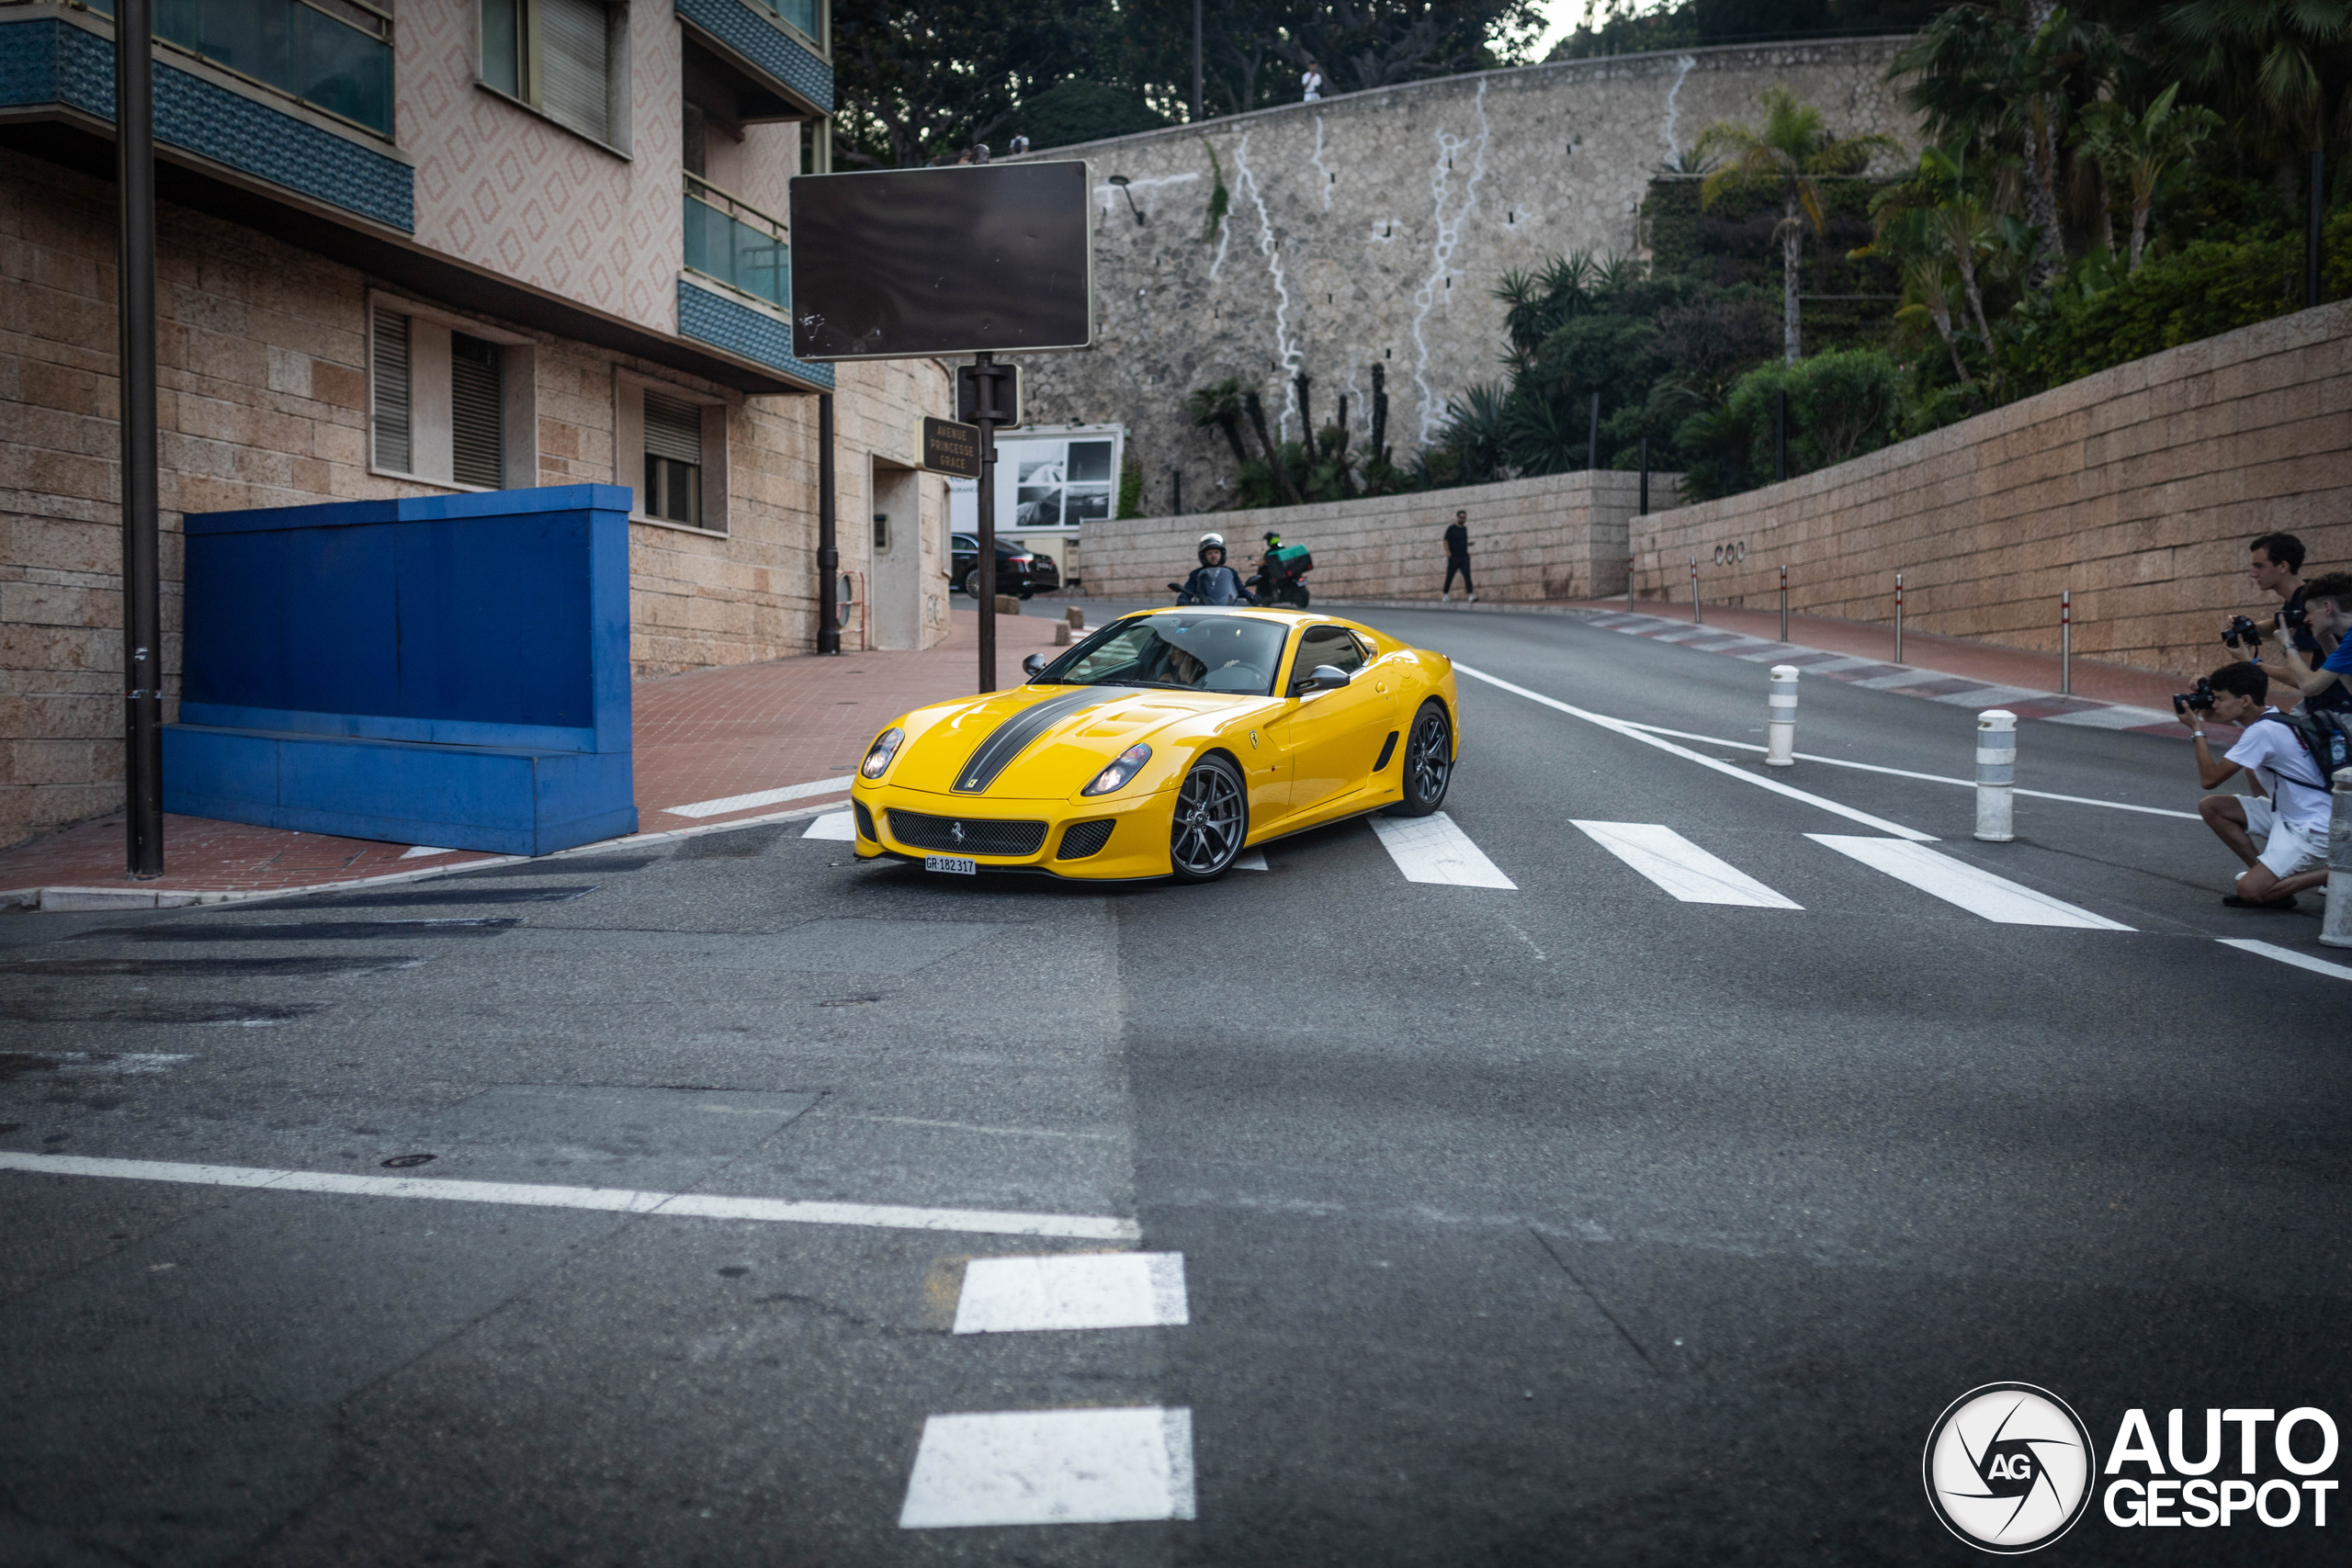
[1774,386,1788,482]
[2309,149,2325,308]
[1171,468,1182,515]
[1587,390,1600,470]
[1192,0,1203,123]
[817,392,839,654]
[974,352,1000,693]
[118,0,163,878]
[1638,435,1649,514]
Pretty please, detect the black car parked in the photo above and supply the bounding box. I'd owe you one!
[951,533,1059,599]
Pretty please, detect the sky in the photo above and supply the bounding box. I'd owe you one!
[1529,0,1671,59]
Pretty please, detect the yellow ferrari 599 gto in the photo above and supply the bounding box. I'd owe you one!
[850,608,1461,881]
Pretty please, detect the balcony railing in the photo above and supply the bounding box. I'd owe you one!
[742,0,822,53]
[79,0,394,137]
[684,175,788,311]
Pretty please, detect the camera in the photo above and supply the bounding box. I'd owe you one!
[2282,599,2311,632]
[2221,615,2265,649]
[2173,677,2216,716]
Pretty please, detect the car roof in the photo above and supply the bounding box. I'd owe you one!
[1129,606,1324,627]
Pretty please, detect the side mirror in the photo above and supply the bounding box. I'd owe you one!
[1022,653,1049,679]
[1297,664,1352,696]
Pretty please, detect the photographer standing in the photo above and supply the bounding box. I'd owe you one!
[2181,662,2335,910]
[2269,571,2352,714]
[2225,532,2322,666]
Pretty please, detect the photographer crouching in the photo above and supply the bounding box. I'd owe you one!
[2178,662,2335,911]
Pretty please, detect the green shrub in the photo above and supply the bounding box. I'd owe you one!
[1677,349,1907,501]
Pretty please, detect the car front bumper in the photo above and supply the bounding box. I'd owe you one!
[849,781,1176,880]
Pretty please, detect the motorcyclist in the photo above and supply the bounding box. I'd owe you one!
[1245,531,1283,602]
[1176,533,1249,605]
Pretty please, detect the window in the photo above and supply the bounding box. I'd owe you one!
[89,0,396,137]
[480,0,629,151]
[744,0,825,52]
[684,177,789,310]
[1289,626,1366,694]
[370,301,532,488]
[642,391,704,526]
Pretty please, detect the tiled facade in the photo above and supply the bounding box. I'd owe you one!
[0,0,954,850]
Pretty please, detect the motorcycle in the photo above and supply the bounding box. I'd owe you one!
[1248,543,1314,608]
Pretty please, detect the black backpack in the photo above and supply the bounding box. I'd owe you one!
[2258,709,2352,793]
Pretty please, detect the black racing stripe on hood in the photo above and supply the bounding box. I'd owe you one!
[954,688,1127,794]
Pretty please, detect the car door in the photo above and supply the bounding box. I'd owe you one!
[1276,625,1395,818]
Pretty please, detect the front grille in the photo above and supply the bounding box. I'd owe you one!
[887,808,1047,857]
[853,800,876,840]
[1057,820,1115,860]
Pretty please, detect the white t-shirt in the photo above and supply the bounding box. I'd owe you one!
[2225,710,2334,837]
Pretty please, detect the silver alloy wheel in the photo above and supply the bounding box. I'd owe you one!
[1170,760,1245,876]
[1408,706,1451,806]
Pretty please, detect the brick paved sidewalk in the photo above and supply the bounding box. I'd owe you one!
[0,604,1075,909]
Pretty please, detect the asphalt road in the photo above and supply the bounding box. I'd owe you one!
[3,605,2345,1567]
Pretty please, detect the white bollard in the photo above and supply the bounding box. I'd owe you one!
[2323,767,2352,948]
[1766,665,1799,767]
[1974,709,2017,842]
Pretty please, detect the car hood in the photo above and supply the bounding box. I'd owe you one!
[888,683,1263,797]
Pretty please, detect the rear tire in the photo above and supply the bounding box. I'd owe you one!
[1168,754,1248,882]
[1389,701,1453,817]
[963,568,983,598]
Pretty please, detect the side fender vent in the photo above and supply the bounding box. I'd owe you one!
[1373,731,1400,771]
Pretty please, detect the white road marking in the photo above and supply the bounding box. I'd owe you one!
[953,1252,1189,1335]
[2217,939,2352,982]
[803,810,856,840]
[898,1407,1196,1529]
[665,775,854,818]
[1614,721,2201,820]
[400,845,458,859]
[1368,811,1517,888]
[0,1153,1140,1241]
[1234,850,1269,871]
[1453,663,1937,841]
[1572,821,1801,908]
[1805,836,2133,929]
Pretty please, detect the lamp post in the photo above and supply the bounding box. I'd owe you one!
[118,0,163,877]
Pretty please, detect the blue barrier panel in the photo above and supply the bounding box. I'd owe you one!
[164,486,638,855]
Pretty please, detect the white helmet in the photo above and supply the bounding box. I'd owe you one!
[1197,532,1227,565]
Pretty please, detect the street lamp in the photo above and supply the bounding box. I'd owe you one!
[1107,175,1146,227]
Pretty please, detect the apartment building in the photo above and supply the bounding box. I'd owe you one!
[0,0,955,847]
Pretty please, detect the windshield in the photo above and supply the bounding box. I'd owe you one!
[1035,615,1289,696]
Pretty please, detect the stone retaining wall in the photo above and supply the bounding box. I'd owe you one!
[1629,299,2352,679]
[1083,469,1679,604]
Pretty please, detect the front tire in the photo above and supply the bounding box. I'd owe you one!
[1390,701,1453,817]
[1168,754,1248,882]
[963,568,983,598]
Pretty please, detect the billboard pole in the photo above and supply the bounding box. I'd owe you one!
[817,392,840,655]
[975,352,999,693]
[119,0,164,877]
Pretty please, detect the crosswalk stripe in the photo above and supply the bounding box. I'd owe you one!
[2217,938,2352,982]
[899,1407,1196,1528]
[953,1252,1189,1334]
[1573,821,1802,908]
[1806,835,2133,929]
[1368,811,1516,888]
[803,810,856,840]
[665,775,853,818]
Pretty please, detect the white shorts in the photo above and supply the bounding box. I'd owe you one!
[2242,795,2328,879]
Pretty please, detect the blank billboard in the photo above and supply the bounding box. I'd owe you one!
[787,162,1094,361]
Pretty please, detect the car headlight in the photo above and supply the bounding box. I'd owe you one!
[859,727,905,780]
[1082,744,1151,796]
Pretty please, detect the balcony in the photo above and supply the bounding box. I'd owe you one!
[673,0,831,118]
[85,0,393,137]
[684,175,787,310]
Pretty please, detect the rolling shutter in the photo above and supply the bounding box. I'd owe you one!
[450,333,504,488]
[538,0,609,143]
[643,390,704,465]
[371,306,411,473]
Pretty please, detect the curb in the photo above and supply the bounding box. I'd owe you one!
[13,797,852,913]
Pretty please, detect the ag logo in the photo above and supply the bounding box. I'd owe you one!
[1924,1383,2097,1553]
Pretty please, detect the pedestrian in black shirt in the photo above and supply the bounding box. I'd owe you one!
[1442,510,1476,602]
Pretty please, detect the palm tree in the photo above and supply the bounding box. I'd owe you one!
[1695,87,1898,364]
[1868,145,2000,354]
[1894,3,2118,288]
[2075,84,2222,271]
[1185,378,1250,472]
[2162,0,2351,162]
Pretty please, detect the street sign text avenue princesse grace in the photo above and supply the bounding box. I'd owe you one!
[920,416,982,479]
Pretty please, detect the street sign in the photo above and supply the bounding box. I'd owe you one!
[786,162,1094,361]
[920,416,983,479]
[955,362,1022,430]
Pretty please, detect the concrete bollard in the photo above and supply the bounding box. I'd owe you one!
[2324,767,2352,948]
[1066,605,1085,630]
[1766,665,1799,767]
[1974,709,2017,842]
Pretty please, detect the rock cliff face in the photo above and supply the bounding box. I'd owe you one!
[1008,37,1917,513]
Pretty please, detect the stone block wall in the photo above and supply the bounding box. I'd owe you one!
[1011,37,1915,514]
[1628,299,2352,679]
[1082,469,1679,604]
[0,157,946,848]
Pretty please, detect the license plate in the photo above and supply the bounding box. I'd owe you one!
[924,855,977,875]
